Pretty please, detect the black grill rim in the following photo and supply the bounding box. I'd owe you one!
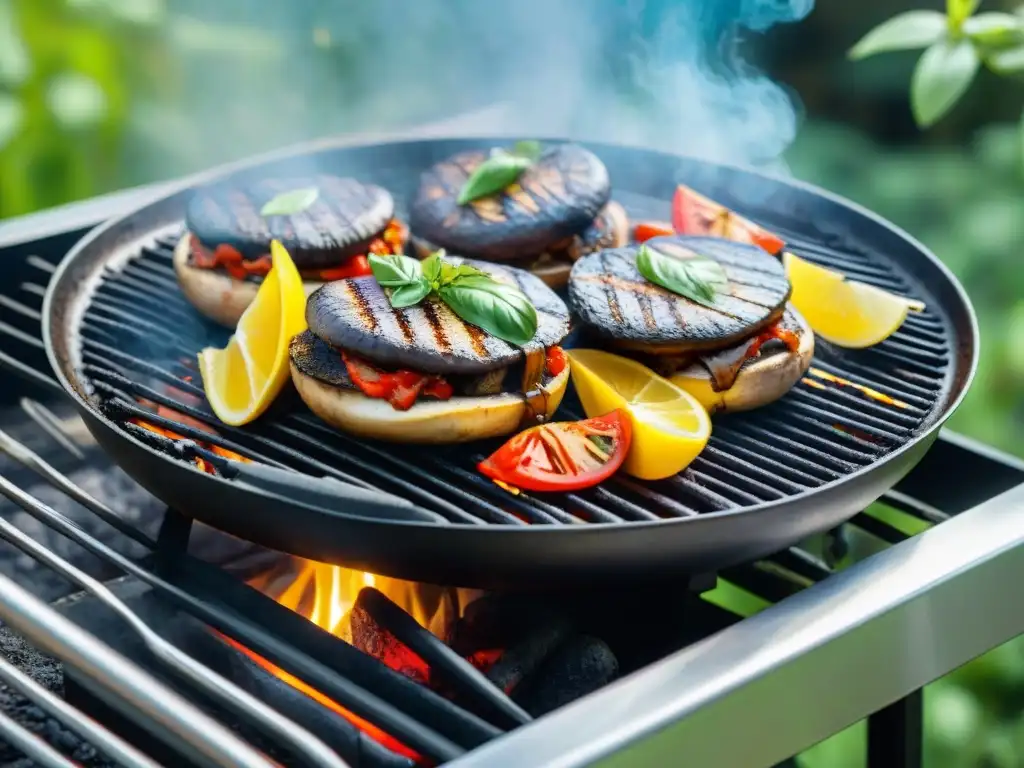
[42,136,978,536]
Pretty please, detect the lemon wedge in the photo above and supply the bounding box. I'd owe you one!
[198,241,307,426]
[565,349,711,481]
[783,252,925,349]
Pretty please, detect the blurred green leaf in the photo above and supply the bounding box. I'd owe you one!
[848,11,947,60]
[988,44,1024,72]
[947,0,982,31]
[963,12,1024,47]
[911,38,980,127]
[0,94,23,149]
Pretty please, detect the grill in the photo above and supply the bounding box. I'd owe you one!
[0,116,1020,768]
[41,137,976,586]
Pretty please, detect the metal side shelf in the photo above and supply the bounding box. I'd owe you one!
[449,433,1024,768]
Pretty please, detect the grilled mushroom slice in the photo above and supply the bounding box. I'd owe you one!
[568,236,791,354]
[176,174,406,327]
[408,143,612,290]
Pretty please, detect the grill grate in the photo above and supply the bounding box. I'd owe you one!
[74,227,953,525]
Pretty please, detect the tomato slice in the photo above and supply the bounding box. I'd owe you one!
[478,410,632,492]
[633,221,675,243]
[671,184,785,256]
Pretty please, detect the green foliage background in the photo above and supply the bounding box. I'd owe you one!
[1,0,1021,765]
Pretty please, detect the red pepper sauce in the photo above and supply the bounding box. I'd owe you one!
[342,352,453,411]
[190,220,407,281]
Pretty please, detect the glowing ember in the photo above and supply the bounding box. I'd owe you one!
[808,367,909,409]
[130,404,249,474]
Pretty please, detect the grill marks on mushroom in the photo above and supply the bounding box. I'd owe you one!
[568,237,791,354]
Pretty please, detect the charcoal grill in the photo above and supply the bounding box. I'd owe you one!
[41,135,976,588]
[0,111,1020,768]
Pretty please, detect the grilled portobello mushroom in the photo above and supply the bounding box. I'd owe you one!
[186,174,395,268]
[568,236,791,354]
[409,143,611,262]
[306,256,570,375]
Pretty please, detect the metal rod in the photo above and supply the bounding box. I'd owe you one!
[0,568,275,768]
[867,690,923,768]
[0,469,466,761]
[0,348,65,396]
[0,427,154,548]
[26,255,56,273]
[18,399,85,461]
[0,508,350,768]
[0,650,161,768]
[0,712,78,768]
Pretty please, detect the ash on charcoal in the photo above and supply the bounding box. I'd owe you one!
[0,623,111,768]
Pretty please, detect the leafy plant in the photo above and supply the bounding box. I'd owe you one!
[850,0,1024,143]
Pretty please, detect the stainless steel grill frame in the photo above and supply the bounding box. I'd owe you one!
[0,115,1020,768]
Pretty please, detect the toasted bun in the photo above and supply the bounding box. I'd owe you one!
[290,363,571,444]
[174,235,323,328]
[670,308,815,414]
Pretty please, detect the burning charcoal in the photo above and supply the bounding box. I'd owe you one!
[450,593,555,656]
[350,589,430,685]
[513,635,618,717]
[484,618,572,695]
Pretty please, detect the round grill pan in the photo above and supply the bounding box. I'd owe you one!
[43,137,978,589]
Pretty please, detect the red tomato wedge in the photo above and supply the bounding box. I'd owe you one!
[671,184,785,256]
[478,410,632,493]
[633,221,675,243]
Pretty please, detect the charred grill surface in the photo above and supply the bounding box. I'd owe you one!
[569,236,791,353]
[306,257,570,375]
[186,175,394,267]
[409,144,610,261]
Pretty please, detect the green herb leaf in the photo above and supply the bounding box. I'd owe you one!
[421,251,444,286]
[636,244,729,307]
[512,140,542,162]
[457,152,533,205]
[259,186,319,216]
[368,253,423,287]
[389,281,432,309]
[911,38,980,127]
[848,11,947,60]
[439,274,538,346]
[963,12,1024,47]
[947,0,981,31]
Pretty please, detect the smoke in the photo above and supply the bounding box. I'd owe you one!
[150,0,813,178]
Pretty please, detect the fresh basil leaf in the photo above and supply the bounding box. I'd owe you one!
[911,38,980,127]
[512,140,542,162]
[369,253,423,287]
[636,244,729,307]
[389,280,432,309]
[457,153,533,205]
[848,11,946,60]
[260,186,319,216]
[439,275,538,346]
[421,251,443,286]
[988,43,1024,73]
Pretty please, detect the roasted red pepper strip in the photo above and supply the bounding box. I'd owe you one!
[671,185,785,255]
[190,219,406,280]
[545,346,567,377]
[341,352,453,411]
[478,410,632,493]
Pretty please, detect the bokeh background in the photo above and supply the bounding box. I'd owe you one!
[1,0,1021,765]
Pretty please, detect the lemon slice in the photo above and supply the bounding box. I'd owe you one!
[565,349,711,481]
[198,241,308,426]
[783,252,925,349]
